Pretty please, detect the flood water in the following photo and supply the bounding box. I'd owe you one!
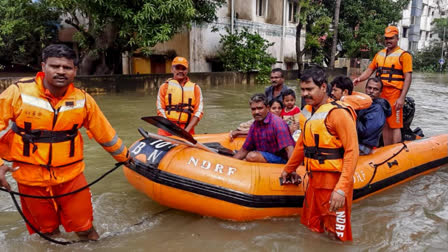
[1,73,448,251]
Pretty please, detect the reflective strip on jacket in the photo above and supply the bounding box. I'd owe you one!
[163,79,197,124]
[375,48,407,89]
[301,101,356,172]
[0,73,129,186]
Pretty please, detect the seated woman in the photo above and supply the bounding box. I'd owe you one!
[230,99,284,140]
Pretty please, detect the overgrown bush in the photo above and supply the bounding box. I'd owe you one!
[218,28,276,84]
[413,43,447,72]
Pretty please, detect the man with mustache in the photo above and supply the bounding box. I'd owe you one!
[357,77,392,155]
[233,93,294,163]
[281,67,358,241]
[265,68,290,103]
[157,57,203,136]
[0,44,133,241]
[353,26,413,145]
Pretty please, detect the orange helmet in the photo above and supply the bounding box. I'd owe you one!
[172,57,189,68]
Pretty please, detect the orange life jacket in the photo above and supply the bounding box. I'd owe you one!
[6,78,86,168]
[164,79,197,125]
[375,48,408,90]
[301,101,356,173]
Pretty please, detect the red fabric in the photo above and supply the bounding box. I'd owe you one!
[301,180,353,241]
[18,173,93,234]
[280,106,300,117]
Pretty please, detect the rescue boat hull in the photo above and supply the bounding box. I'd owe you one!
[123,133,448,221]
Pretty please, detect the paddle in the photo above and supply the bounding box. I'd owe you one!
[138,127,195,147]
[141,116,216,153]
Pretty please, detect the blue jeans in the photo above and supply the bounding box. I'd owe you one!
[259,151,287,164]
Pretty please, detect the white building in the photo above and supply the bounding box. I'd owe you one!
[397,0,448,52]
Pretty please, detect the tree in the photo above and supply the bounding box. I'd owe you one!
[48,0,224,75]
[295,0,332,73]
[329,0,341,69]
[0,0,60,71]
[414,44,447,72]
[218,28,276,84]
[333,0,410,59]
[432,18,448,50]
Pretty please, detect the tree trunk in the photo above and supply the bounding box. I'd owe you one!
[296,2,303,77]
[78,23,119,75]
[329,0,341,70]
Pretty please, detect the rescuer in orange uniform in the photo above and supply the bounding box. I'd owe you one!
[281,67,359,241]
[156,57,203,136]
[0,44,133,241]
[353,26,413,145]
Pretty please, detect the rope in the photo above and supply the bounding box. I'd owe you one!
[359,142,408,190]
[1,162,124,245]
[0,162,123,198]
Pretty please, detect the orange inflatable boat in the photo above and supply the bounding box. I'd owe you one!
[123,131,448,221]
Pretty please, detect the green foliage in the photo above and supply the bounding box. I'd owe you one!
[0,0,60,69]
[0,0,223,73]
[192,0,226,23]
[298,0,332,66]
[413,43,447,72]
[218,28,276,84]
[333,0,410,58]
[432,18,448,48]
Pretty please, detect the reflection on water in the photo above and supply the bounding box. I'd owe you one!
[1,73,448,251]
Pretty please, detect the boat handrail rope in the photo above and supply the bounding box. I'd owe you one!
[360,142,408,190]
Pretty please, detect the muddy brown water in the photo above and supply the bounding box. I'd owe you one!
[1,72,448,251]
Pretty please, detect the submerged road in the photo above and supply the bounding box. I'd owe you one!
[1,72,447,251]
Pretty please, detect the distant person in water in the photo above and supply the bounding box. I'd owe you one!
[265,68,290,103]
[233,94,294,163]
[156,57,203,136]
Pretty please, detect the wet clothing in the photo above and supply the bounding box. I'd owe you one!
[243,112,295,161]
[357,98,392,150]
[301,184,353,241]
[0,72,129,234]
[284,106,358,241]
[0,72,129,186]
[18,173,93,234]
[264,85,290,103]
[300,102,356,173]
[368,46,412,128]
[156,77,203,135]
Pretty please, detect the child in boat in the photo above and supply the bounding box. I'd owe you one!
[230,99,284,140]
[280,89,301,141]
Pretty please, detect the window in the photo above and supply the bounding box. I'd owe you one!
[288,1,298,23]
[410,16,416,25]
[256,0,266,17]
[403,27,408,38]
[430,33,433,38]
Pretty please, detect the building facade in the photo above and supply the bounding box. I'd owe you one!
[397,0,448,52]
[130,0,303,74]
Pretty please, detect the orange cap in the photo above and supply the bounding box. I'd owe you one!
[172,56,188,68]
[384,26,399,37]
